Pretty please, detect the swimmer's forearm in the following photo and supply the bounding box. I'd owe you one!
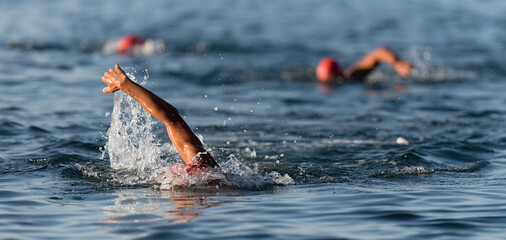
[118,78,198,149]
[365,46,412,77]
[118,77,218,167]
[371,46,400,65]
[102,64,217,166]
[360,46,399,68]
[119,78,178,125]
[344,46,406,79]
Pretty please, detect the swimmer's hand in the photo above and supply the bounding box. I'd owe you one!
[101,64,129,93]
[393,60,413,78]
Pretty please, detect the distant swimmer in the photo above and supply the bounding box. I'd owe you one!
[102,34,165,55]
[101,64,219,178]
[316,46,413,84]
[116,34,145,53]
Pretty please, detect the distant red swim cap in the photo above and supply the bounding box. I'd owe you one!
[117,34,144,53]
[316,57,342,83]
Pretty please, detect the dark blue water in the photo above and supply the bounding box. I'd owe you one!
[1,0,506,239]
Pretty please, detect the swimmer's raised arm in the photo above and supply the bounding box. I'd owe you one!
[344,46,413,80]
[101,64,218,167]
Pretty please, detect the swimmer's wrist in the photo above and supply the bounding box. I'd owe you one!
[118,75,133,90]
[392,59,404,68]
[391,57,400,65]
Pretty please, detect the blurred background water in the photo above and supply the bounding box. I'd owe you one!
[0,0,505,239]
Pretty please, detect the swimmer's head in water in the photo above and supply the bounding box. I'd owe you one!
[117,34,145,53]
[316,57,344,84]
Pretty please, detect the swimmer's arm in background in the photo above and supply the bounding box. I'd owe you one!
[101,64,218,168]
[343,46,413,80]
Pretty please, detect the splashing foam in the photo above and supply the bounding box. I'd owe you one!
[101,68,294,189]
[373,161,488,178]
[101,70,166,182]
[156,155,294,190]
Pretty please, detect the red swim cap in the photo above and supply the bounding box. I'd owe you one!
[117,34,144,53]
[316,57,342,83]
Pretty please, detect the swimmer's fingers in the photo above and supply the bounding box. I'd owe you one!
[394,60,413,77]
[102,86,113,93]
[396,66,408,77]
[101,64,129,94]
[101,74,113,85]
[401,61,413,77]
[106,64,127,79]
[102,69,121,84]
[101,75,119,93]
[103,86,119,93]
[399,60,413,71]
[113,64,127,75]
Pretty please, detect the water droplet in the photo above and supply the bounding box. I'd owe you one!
[423,51,431,60]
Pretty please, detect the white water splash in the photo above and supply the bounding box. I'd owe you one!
[373,161,489,178]
[101,71,166,180]
[100,69,294,188]
[376,166,433,178]
[156,155,294,190]
[218,156,295,189]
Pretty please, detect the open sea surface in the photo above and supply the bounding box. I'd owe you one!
[1,0,505,239]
